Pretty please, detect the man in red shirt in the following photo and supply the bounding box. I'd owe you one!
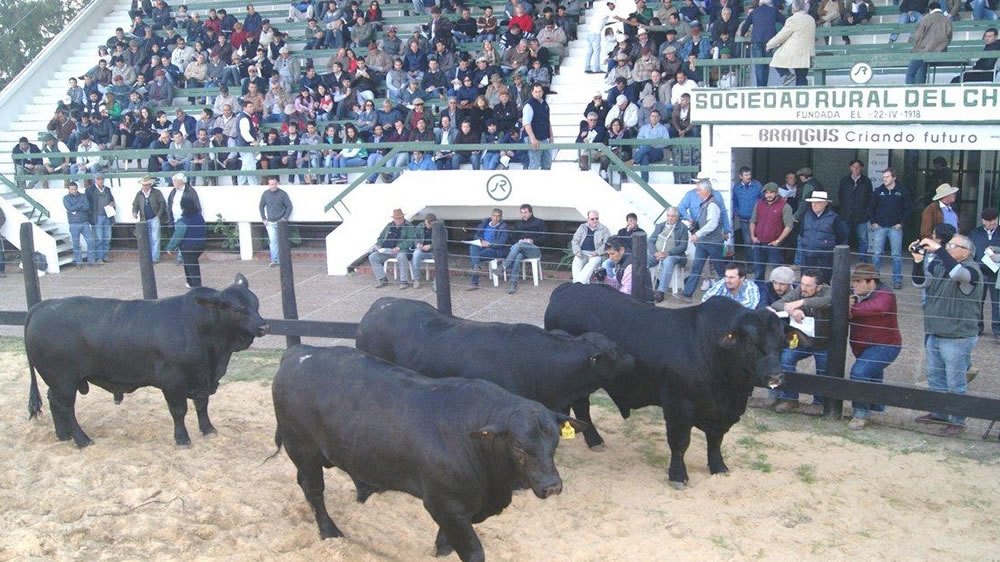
[847,263,902,430]
[509,4,534,33]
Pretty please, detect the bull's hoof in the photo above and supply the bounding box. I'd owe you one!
[175,437,192,447]
[319,523,344,539]
[588,443,606,452]
[200,425,217,436]
[434,542,455,557]
[74,437,94,448]
[113,392,123,404]
[668,480,687,490]
[710,465,730,475]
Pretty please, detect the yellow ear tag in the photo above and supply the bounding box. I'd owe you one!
[560,422,575,440]
[789,333,799,349]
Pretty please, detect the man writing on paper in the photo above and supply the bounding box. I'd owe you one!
[765,268,831,415]
[466,208,510,290]
[368,208,417,290]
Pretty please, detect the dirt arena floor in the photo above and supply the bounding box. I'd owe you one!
[1,335,998,561]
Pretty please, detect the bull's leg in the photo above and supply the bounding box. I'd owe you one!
[294,458,343,539]
[113,392,124,405]
[426,506,484,562]
[161,389,192,446]
[705,429,729,475]
[192,396,216,435]
[350,475,381,503]
[434,527,454,558]
[664,420,692,489]
[49,385,92,447]
[569,397,605,450]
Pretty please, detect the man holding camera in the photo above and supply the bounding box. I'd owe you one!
[911,233,983,436]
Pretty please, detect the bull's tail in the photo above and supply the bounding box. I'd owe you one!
[262,428,284,465]
[25,307,43,420]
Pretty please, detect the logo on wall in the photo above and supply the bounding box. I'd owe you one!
[486,174,511,201]
[850,62,873,85]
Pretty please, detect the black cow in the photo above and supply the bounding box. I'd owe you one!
[26,274,269,447]
[545,283,787,489]
[272,345,586,562]
[355,297,635,418]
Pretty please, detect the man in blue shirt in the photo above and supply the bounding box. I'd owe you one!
[633,110,670,182]
[739,0,782,86]
[731,166,763,262]
[701,262,761,309]
[677,180,733,236]
[467,208,510,290]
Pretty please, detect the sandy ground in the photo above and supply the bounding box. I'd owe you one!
[1,338,998,562]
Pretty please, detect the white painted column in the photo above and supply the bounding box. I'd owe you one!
[238,222,253,261]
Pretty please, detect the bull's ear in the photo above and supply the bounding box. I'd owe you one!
[195,295,228,309]
[471,424,505,440]
[234,273,249,288]
[554,413,589,434]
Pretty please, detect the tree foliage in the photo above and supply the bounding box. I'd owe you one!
[0,0,90,92]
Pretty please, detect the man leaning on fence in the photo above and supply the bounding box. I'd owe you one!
[260,177,293,267]
[911,233,983,436]
[370,208,417,290]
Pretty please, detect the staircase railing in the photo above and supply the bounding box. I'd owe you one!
[0,172,50,223]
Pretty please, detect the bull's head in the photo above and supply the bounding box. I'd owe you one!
[195,274,270,348]
[578,332,637,382]
[472,408,587,499]
[719,309,786,389]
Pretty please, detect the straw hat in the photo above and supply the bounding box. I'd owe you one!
[931,183,959,201]
[805,190,831,203]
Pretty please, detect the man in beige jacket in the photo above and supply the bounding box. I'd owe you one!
[905,1,952,84]
[765,0,815,86]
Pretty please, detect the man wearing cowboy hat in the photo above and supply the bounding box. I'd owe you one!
[798,190,847,282]
[846,263,902,430]
[920,183,960,239]
[131,175,168,263]
[368,208,417,289]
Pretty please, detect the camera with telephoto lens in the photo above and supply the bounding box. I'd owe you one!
[688,220,700,234]
[909,241,927,255]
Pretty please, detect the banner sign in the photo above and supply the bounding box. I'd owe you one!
[720,124,1000,150]
[692,86,1000,124]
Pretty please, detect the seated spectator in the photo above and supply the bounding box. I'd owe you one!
[701,262,761,309]
[571,210,611,284]
[480,120,504,171]
[70,135,106,180]
[12,137,43,189]
[633,109,669,182]
[679,21,711,59]
[603,238,646,295]
[409,213,437,289]
[758,265,796,309]
[493,89,519,133]
[647,207,690,303]
[604,94,638,133]
[602,212,646,278]
[41,133,71,181]
[766,268,831,414]
[669,70,696,105]
[408,149,436,170]
[288,0,315,23]
[670,93,696,138]
[493,203,545,294]
[467,208,510,290]
[585,89,611,124]
[502,40,532,76]
[453,7,478,42]
[369,208,416,289]
[576,111,609,172]
[537,20,568,57]
[478,6,499,40]
[953,28,999,82]
[452,119,481,170]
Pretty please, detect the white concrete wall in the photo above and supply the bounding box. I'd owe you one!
[0,198,60,274]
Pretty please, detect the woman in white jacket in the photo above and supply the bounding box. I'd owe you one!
[765,0,816,86]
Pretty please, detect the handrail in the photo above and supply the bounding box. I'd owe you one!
[0,172,51,220]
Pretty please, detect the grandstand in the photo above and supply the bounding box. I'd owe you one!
[1,0,999,273]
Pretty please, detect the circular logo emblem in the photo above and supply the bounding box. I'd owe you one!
[486,174,512,201]
[850,62,873,85]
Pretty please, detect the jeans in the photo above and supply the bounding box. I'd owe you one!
[925,334,978,425]
[870,226,904,284]
[775,67,809,85]
[469,244,502,285]
[391,152,410,180]
[451,152,480,170]
[182,249,202,287]
[972,0,999,19]
[366,152,386,182]
[850,344,901,418]
[771,347,828,403]
[334,156,365,178]
[801,249,834,283]
[750,42,770,87]
[650,252,684,292]
[147,216,161,262]
[572,253,602,283]
[752,244,784,280]
[683,241,725,297]
[633,145,663,181]
[93,215,112,261]
[890,11,923,41]
[503,241,541,279]
[979,280,1000,335]
[905,59,928,84]
[265,221,279,264]
[411,245,434,280]
[585,32,602,72]
[69,222,96,265]
[163,160,191,172]
[369,249,409,282]
[850,221,870,261]
[481,151,500,170]
[527,138,552,170]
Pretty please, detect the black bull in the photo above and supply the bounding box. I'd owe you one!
[545,283,787,488]
[26,274,269,447]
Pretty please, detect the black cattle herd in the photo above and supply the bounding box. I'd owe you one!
[23,276,790,562]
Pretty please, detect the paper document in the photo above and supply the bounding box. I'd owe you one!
[463,239,484,247]
[790,316,816,338]
[982,248,1000,274]
[104,204,116,218]
[770,310,790,319]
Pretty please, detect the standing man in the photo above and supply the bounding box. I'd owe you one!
[749,182,793,281]
[585,1,614,73]
[846,263,902,430]
[681,178,727,300]
[167,173,201,265]
[235,99,258,185]
[522,83,552,170]
[496,203,546,294]
[920,183,960,238]
[731,166,763,260]
[740,0,781,87]
[905,2,952,85]
[571,210,611,284]
[467,208,510,290]
[837,159,874,261]
[64,182,97,269]
[869,168,912,290]
[911,233,982,435]
[701,262,761,309]
[369,208,416,289]
[799,191,847,282]
[259,176,293,267]
[131,175,168,263]
[85,173,116,263]
[648,207,689,303]
[165,196,207,288]
[969,207,1000,341]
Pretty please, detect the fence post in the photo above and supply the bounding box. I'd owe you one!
[825,244,851,419]
[631,232,649,303]
[135,220,158,299]
[276,219,301,348]
[431,220,452,316]
[19,223,41,308]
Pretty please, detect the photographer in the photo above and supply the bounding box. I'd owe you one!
[910,233,983,436]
